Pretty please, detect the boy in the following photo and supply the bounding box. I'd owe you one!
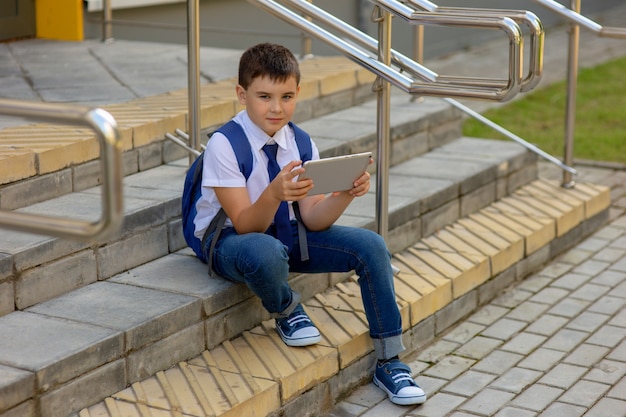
[194,43,426,406]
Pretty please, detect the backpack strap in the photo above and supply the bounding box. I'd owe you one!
[289,122,312,261]
[201,121,253,276]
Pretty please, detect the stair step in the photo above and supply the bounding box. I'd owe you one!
[73,178,610,417]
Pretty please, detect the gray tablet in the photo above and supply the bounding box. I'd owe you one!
[298,152,372,195]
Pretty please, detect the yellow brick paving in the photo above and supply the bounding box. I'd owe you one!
[0,56,369,187]
[78,178,609,417]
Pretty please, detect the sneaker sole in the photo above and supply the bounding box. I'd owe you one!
[373,375,427,406]
[276,327,321,347]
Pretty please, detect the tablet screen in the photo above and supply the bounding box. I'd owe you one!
[298,152,372,195]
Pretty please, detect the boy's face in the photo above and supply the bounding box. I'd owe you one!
[236,75,300,137]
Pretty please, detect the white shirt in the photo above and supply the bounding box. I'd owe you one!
[194,110,320,238]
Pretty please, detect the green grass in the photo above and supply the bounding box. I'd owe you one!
[462,55,626,163]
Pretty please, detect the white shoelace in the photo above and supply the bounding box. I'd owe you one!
[286,314,311,327]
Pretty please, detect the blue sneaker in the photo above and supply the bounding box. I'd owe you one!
[373,359,427,405]
[275,304,321,347]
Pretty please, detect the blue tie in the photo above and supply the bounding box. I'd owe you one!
[262,143,293,250]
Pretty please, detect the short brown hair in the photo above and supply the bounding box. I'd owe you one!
[238,43,300,89]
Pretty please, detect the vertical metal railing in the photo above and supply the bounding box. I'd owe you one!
[102,0,113,42]
[562,0,580,188]
[187,0,201,159]
[373,5,393,240]
[0,100,124,240]
[529,0,626,186]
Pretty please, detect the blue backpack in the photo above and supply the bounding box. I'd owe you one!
[182,120,312,274]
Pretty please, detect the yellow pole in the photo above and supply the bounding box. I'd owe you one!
[36,0,84,41]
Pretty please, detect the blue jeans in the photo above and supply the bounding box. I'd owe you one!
[204,222,404,360]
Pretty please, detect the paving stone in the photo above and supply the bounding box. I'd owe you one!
[500,333,547,355]
[550,272,592,291]
[491,288,533,309]
[563,343,610,368]
[422,356,475,381]
[543,329,589,352]
[607,377,626,400]
[493,407,537,417]
[609,256,626,273]
[607,339,626,362]
[588,295,626,316]
[528,287,569,306]
[547,298,590,319]
[481,318,527,341]
[467,305,509,326]
[557,249,593,266]
[608,309,626,328]
[515,275,552,294]
[441,370,496,397]
[442,322,485,345]
[592,247,626,263]
[566,311,610,333]
[409,392,466,417]
[417,376,449,397]
[558,380,611,408]
[524,314,569,337]
[360,399,408,417]
[583,398,626,417]
[489,367,542,393]
[538,262,573,278]
[591,270,626,287]
[585,360,626,385]
[538,364,588,389]
[587,325,626,348]
[455,336,502,361]
[472,350,524,375]
[569,283,610,302]
[510,384,563,412]
[506,301,550,323]
[459,388,515,415]
[573,259,611,276]
[517,348,566,372]
[575,237,610,253]
[537,402,586,417]
[417,340,461,364]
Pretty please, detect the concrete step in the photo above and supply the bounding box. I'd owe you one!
[0,149,608,417]
[0,93,465,317]
[0,54,610,417]
[0,116,546,417]
[73,178,610,417]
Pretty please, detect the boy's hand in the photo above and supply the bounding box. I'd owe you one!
[269,160,313,201]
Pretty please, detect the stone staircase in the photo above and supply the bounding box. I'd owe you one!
[0,56,611,417]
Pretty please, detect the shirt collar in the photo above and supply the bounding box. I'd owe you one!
[240,111,289,151]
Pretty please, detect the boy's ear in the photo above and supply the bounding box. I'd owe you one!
[236,85,246,105]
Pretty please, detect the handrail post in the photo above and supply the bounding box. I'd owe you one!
[187,0,201,164]
[412,24,424,64]
[301,0,313,58]
[373,6,392,240]
[562,0,580,188]
[102,0,113,42]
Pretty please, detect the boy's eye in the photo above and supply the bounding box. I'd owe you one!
[283,94,294,100]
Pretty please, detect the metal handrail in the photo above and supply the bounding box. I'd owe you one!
[258,0,524,101]
[533,0,626,39]
[373,0,525,102]
[406,1,545,92]
[251,0,538,239]
[0,99,124,241]
[530,0,626,187]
